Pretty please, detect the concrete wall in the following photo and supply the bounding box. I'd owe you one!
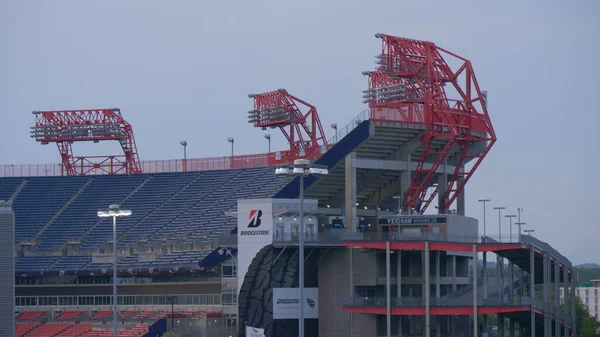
[318,248,352,337]
[0,202,15,337]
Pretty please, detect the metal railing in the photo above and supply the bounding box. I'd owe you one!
[342,296,533,308]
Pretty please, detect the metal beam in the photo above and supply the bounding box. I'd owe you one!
[353,157,457,174]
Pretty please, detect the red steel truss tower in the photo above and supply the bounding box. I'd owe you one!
[30,108,142,176]
[363,34,496,213]
[247,89,328,161]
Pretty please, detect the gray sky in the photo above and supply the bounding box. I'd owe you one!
[1,0,598,264]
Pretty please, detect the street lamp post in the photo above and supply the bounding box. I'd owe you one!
[167,296,176,332]
[478,199,491,238]
[228,137,234,157]
[524,229,535,236]
[180,141,187,172]
[493,207,505,241]
[97,204,132,337]
[264,134,271,153]
[275,159,328,337]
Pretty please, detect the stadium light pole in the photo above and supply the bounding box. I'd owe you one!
[264,134,271,153]
[493,207,505,241]
[478,199,490,238]
[524,229,535,236]
[275,159,328,337]
[180,140,187,172]
[228,137,234,157]
[330,123,338,143]
[515,222,526,241]
[505,214,516,241]
[97,204,132,337]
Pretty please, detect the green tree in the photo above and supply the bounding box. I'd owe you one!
[580,315,600,337]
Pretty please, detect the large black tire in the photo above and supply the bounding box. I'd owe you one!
[237,244,299,337]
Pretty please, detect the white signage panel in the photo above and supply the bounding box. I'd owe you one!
[272,287,319,319]
[237,199,274,294]
[245,326,266,337]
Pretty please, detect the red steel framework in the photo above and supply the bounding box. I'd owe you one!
[30,108,142,176]
[247,89,328,162]
[363,34,496,214]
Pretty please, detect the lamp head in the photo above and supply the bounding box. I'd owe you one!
[228,137,234,143]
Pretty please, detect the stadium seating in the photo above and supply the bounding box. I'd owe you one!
[5,166,293,273]
[16,323,39,337]
[56,311,86,321]
[26,322,72,336]
[55,323,92,336]
[90,311,112,320]
[16,311,48,321]
[0,176,22,201]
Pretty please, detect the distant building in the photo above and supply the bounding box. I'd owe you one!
[561,280,600,320]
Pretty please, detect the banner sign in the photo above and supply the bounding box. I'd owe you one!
[273,287,319,319]
[379,215,447,225]
[246,326,265,337]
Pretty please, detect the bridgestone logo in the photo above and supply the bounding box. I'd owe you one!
[240,230,270,236]
[277,298,299,304]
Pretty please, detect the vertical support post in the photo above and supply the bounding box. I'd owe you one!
[437,161,448,213]
[349,247,354,337]
[425,242,431,337]
[473,244,478,337]
[436,251,441,337]
[386,241,391,337]
[345,153,357,229]
[497,255,502,303]
[456,166,465,215]
[530,247,536,337]
[299,174,305,337]
[483,252,488,303]
[498,314,504,337]
[112,216,118,337]
[397,250,402,337]
[453,255,457,292]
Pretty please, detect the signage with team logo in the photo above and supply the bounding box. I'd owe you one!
[245,326,266,337]
[272,287,319,319]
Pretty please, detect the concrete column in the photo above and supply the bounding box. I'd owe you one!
[483,252,488,303]
[437,160,448,213]
[509,318,515,337]
[530,247,536,337]
[498,314,504,337]
[349,247,354,337]
[456,166,465,216]
[497,255,502,302]
[473,244,478,337]
[509,261,514,304]
[425,242,431,337]
[453,255,457,292]
[397,251,402,337]
[401,154,411,214]
[345,152,357,231]
[386,241,391,337]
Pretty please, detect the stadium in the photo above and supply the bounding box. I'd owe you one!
[1,34,577,337]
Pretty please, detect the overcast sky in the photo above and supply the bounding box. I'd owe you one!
[1,0,598,264]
